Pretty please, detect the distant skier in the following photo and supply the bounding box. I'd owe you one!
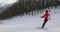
[40,10,50,29]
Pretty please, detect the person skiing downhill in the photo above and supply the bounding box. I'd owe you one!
[41,10,50,29]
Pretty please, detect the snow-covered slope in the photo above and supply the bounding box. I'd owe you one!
[0,6,60,32]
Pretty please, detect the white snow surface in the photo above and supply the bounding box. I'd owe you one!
[0,7,60,32]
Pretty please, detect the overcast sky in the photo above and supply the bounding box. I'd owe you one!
[0,0,18,6]
[0,0,17,7]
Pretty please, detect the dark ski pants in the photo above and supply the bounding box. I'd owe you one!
[41,20,48,29]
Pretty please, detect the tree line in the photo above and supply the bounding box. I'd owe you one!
[0,0,60,20]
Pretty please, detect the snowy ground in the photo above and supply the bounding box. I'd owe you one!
[0,6,60,32]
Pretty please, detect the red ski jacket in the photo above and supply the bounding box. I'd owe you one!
[41,13,50,21]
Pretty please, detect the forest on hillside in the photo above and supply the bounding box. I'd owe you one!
[0,0,60,20]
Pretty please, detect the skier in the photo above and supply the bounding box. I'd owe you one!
[40,10,50,29]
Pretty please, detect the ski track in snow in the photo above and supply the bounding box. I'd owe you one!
[0,7,60,32]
